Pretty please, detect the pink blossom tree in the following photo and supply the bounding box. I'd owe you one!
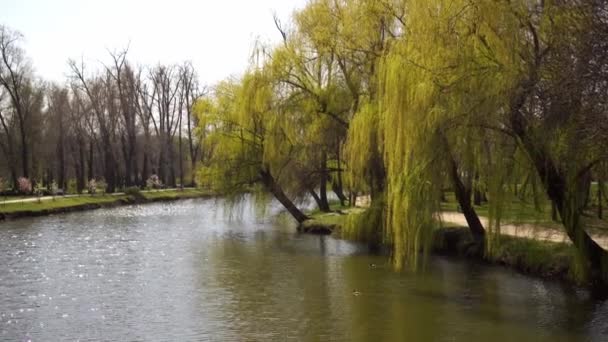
[17,177,32,195]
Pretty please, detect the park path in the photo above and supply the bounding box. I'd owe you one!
[440,212,608,250]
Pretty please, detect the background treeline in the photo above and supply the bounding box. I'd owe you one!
[197,0,608,284]
[0,26,205,193]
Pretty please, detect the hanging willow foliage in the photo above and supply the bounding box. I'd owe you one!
[374,0,529,269]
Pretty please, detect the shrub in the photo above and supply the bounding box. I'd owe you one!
[124,186,145,201]
[50,181,58,199]
[67,179,78,194]
[146,174,163,190]
[33,183,44,203]
[17,177,32,194]
[88,179,97,195]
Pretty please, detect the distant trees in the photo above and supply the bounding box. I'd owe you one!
[0,26,205,193]
[0,26,43,185]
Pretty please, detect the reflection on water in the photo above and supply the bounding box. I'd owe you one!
[0,197,606,341]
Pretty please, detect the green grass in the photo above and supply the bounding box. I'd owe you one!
[300,201,365,234]
[305,200,349,215]
[0,189,213,215]
[304,210,354,227]
[440,192,560,227]
[491,235,574,277]
[0,195,129,214]
[440,190,608,234]
[141,188,212,200]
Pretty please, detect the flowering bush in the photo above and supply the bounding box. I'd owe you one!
[88,179,97,195]
[146,174,163,190]
[17,177,32,194]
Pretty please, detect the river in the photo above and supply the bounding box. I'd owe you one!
[0,197,607,341]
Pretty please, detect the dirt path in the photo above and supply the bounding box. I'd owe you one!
[440,212,608,250]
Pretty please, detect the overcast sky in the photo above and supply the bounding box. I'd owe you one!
[0,0,307,85]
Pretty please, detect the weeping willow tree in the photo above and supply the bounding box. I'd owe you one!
[195,70,310,223]
[372,0,529,269]
[270,2,350,211]
[371,0,608,282]
[497,0,608,284]
[279,0,403,210]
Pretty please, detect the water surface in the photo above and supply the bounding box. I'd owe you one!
[1,198,607,341]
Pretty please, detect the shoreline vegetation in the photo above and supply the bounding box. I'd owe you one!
[0,188,212,221]
[297,202,591,289]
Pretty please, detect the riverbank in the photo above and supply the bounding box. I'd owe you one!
[299,209,582,286]
[0,188,213,221]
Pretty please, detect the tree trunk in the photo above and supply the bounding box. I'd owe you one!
[77,141,86,193]
[179,116,184,187]
[19,123,29,179]
[88,141,94,182]
[130,127,138,187]
[473,173,482,206]
[334,138,347,206]
[449,154,486,241]
[552,202,559,222]
[142,151,149,187]
[158,138,166,185]
[57,113,66,190]
[332,180,348,207]
[260,168,309,223]
[169,140,177,188]
[318,152,331,212]
[187,112,199,187]
[190,158,197,187]
[598,178,603,220]
[121,134,132,187]
[309,188,324,211]
[104,145,116,193]
[369,147,386,202]
[11,167,19,191]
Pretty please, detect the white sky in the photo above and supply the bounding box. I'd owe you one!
[0,0,307,85]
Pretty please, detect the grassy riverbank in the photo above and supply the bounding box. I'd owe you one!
[0,189,212,220]
[301,207,579,284]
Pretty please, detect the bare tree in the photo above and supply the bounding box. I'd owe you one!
[0,25,35,179]
[69,59,120,193]
[179,62,204,186]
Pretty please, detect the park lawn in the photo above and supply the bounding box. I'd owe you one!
[299,201,364,234]
[0,195,129,214]
[440,192,559,227]
[0,189,213,215]
[141,188,212,200]
[439,191,608,234]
